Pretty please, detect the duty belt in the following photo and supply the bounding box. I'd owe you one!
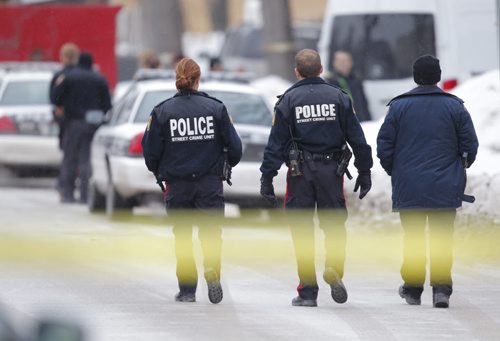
[303,151,341,163]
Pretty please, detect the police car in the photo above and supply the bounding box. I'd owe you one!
[88,71,287,215]
[0,63,61,174]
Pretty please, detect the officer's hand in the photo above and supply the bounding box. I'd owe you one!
[54,106,65,118]
[260,175,277,208]
[354,170,371,200]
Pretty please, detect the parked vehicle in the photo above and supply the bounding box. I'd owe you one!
[219,22,322,77]
[0,62,62,174]
[318,0,499,118]
[88,72,287,216]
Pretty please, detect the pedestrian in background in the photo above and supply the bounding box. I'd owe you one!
[325,50,372,122]
[142,58,242,304]
[260,49,373,307]
[54,52,112,204]
[49,42,80,150]
[50,43,80,200]
[209,57,224,72]
[377,55,479,308]
[138,50,160,69]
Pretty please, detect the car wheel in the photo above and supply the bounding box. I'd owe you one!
[88,178,105,212]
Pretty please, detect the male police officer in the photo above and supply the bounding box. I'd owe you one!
[50,42,80,150]
[260,49,373,307]
[54,52,112,203]
[50,43,80,199]
[377,55,479,308]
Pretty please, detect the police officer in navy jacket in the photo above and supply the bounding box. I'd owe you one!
[142,58,242,304]
[377,55,479,308]
[260,49,373,307]
[54,52,111,203]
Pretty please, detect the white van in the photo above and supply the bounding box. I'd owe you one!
[318,0,499,119]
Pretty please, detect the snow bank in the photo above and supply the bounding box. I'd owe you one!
[453,70,500,152]
[452,70,500,221]
[452,70,500,177]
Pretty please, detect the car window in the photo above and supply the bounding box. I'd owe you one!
[221,25,319,60]
[221,27,264,59]
[0,80,50,105]
[328,14,436,80]
[133,90,176,123]
[133,90,271,127]
[210,91,271,126]
[112,88,138,125]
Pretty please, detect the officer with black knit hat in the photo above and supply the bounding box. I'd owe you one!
[413,54,442,85]
[377,55,479,308]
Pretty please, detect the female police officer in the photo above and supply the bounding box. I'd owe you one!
[142,58,242,304]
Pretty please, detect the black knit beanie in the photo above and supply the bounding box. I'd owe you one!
[78,52,93,70]
[413,55,441,85]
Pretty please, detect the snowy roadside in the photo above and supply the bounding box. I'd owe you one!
[250,71,500,221]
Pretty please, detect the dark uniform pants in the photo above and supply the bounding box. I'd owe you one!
[285,160,347,300]
[165,175,224,294]
[59,119,96,201]
[400,209,456,296]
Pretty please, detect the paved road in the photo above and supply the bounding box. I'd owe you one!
[0,185,499,341]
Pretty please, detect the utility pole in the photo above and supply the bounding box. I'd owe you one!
[139,0,184,56]
[261,0,295,81]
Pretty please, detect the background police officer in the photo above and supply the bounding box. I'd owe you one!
[49,43,80,199]
[54,52,112,203]
[260,49,373,307]
[142,58,242,304]
[49,42,80,150]
[377,55,479,308]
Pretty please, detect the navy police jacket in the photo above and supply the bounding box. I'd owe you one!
[260,76,373,177]
[142,89,242,182]
[49,64,75,105]
[377,85,479,210]
[54,67,112,120]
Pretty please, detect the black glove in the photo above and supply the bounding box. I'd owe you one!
[353,170,371,200]
[260,175,277,208]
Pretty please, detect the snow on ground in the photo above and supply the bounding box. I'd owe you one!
[250,72,500,221]
[1,188,500,340]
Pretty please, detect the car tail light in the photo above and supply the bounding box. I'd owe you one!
[442,79,458,91]
[0,115,17,133]
[128,132,144,156]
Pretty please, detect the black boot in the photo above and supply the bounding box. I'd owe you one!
[323,268,348,304]
[292,296,317,307]
[399,285,422,305]
[205,268,223,304]
[175,292,196,302]
[432,286,451,308]
[433,293,449,308]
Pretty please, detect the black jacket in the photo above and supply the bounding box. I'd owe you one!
[325,71,371,122]
[260,77,373,178]
[54,67,112,120]
[49,64,75,105]
[377,85,479,210]
[142,90,242,182]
